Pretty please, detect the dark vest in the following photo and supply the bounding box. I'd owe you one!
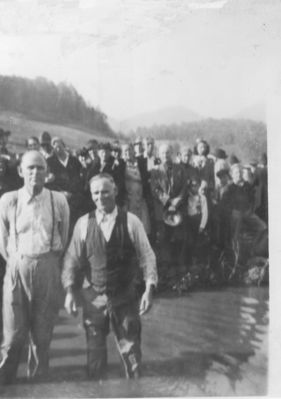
[84,208,138,298]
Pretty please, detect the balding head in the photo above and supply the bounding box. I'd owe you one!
[19,151,47,195]
[159,143,173,165]
[21,150,47,169]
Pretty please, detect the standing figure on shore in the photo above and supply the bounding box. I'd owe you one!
[62,173,157,380]
[122,143,152,236]
[193,139,215,198]
[0,151,69,384]
[46,137,84,233]
[150,143,187,280]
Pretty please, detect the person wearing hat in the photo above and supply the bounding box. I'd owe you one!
[213,148,230,190]
[133,137,144,159]
[150,143,187,280]
[61,173,157,380]
[143,137,160,172]
[87,139,99,162]
[26,136,40,152]
[229,154,240,167]
[40,131,53,160]
[88,142,114,177]
[46,137,84,233]
[192,139,215,197]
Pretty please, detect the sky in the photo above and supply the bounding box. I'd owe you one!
[0,0,280,120]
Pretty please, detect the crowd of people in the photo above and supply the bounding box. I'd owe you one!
[0,127,268,384]
[0,129,268,287]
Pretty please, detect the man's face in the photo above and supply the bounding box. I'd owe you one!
[122,145,134,162]
[145,140,154,156]
[98,149,110,164]
[182,149,191,164]
[232,166,243,184]
[159,145,172,165]
[90,177,117,213]
[20,151,47,193]
[197,142,207,156]
[53,140,65,156]
[27,138,40,151]
[134,142,143,156]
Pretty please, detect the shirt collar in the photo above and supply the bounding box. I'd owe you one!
[95,206,118,225]
[57,153,69,166]
[19,186,47,204]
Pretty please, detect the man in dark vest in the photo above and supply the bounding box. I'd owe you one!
[62,173,157,380]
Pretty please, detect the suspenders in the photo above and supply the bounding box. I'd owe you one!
[14,189,55,252]
[49,190,55,250]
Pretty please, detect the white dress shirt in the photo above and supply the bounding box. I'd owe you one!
[0,187,70,259]
[63,206,158,289]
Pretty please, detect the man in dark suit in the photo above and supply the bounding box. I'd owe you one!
[46,137,84,233]
[150,143,187,280]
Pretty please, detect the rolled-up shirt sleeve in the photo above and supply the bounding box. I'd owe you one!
[61,215,88,290]
[127,212,158,288]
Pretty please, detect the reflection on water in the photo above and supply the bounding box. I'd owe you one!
[1,286,268,397]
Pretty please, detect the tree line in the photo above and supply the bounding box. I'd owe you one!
[126,118,267,162]
[0,75,114,137]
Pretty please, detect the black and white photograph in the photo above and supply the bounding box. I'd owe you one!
[0,0,279,397]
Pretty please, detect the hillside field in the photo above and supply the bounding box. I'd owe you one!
[0,111,110,153]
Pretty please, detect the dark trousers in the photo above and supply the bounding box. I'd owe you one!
[156,221,185,275]
[82,288,141,379]
[184,214,210,266]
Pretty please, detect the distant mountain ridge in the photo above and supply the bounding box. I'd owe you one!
[109,106,201,133]
[233,102,266,123]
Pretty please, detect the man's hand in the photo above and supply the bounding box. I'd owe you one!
[139,285,154,316]
[64,290,78,317]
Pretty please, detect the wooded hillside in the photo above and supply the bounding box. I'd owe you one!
[0,75,114,137]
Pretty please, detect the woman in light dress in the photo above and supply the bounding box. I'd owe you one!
[122,143,151,235]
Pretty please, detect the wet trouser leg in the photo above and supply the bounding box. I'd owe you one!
[82,289,109,379]
[110,300,141,379]
[82,289,141,379]
[0,253,61,383]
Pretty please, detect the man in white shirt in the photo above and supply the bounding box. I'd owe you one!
[62,173,157,380]
[0,151,70,385]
